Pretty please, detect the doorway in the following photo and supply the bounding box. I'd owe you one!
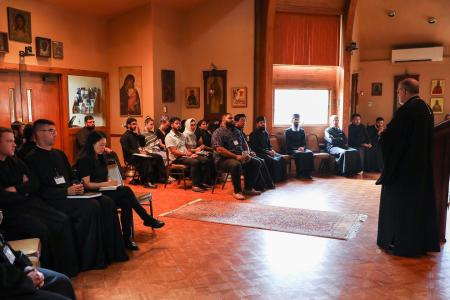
[0,71,62,149]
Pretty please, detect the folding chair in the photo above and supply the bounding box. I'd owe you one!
[163,148,188,189]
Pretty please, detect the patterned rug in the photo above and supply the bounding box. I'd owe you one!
[160,199,367,240]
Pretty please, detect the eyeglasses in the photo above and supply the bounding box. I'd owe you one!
[39,129,57,134]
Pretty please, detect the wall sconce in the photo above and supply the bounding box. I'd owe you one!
[346,42,358,55]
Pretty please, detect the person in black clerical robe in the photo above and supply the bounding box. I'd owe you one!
[16,124,36,160]
[234,114,275,190]
[348,113,372,171]
[25,119,128,272]
[284,114,314,179]
[365,117,384,172]
[0,128,78,277]
[120,117,165,187]
[325,115,361,176]
[249,116,287,182]
[376,78,440,257]
[77,131,165,251]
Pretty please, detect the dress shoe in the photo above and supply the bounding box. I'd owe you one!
[142,182,157,189]
[201,184,213,190]
[124,238,139,251]
[192,186,206,193]
[144,218,165,229]
[233,192,246,200]
[243,189,262,196]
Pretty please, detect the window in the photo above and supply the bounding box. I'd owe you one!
[273,89,330,126]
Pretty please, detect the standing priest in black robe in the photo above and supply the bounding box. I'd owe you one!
[0,127,79,277]
[249,116,287,182]
[365,117,384,172]
[376,78,440,257]
[25,119,128,272]
[348,113,372,171]
[325,115,361,176]
[285,114,314,179]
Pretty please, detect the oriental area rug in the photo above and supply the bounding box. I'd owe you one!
[160,199,367,240]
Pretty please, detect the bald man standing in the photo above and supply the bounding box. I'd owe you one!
[376,78,440,257]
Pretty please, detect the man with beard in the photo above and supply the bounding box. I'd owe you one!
[212,113,263,200]
[0,127,79,277]
[285,114,314,179]
[348,113,371,171]
[249,116,287,182]
[365,117,384,172]
[234,114,275,190]
[165,117,212,192]
[376,78,440,257]
[25,119,128,271]
[120,117,165,188]
[75,116,121,166]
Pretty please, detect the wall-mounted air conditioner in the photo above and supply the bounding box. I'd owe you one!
[391,46,443,63]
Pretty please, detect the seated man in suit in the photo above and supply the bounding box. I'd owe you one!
[212,113,263,200]
[165,117,212,192]
[348,113,372,171]
[249,116,287,182]
[284,114,314,179]
[0,127,78,277]
[120,117,165,188]
[0,232,76,300]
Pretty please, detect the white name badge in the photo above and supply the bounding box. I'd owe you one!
[54,176,66,185]
[3,245,16,264]
[233,140,239,146]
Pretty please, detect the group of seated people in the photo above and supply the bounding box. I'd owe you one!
[1,119,166,299]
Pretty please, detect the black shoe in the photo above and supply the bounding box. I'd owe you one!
[144,218,165,229]
[124,238,139,251]
[201,184,213,190]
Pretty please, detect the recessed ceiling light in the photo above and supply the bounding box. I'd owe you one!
[387,10,396,17]
[428,17,437,24]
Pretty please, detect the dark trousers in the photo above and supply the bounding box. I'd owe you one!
[217,157,262,193]
[0,198,79,277]
[102,186,152,238]
[6,268,76,300]
[260,154,287,182]
[130,154,165,183]
[289,149,314,177]
[328,146,362,176]
[174,156,211,187]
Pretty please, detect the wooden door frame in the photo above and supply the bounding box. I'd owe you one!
[0,62,110,161]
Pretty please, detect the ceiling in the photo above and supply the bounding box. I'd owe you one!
[41,0,207,18]
[358,0,450,60]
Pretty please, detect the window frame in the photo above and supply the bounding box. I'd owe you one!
[272,87,331,127]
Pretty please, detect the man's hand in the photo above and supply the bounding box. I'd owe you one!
[268,150,275,157]
[26,269,44,288]
[191,154,198,158]
[107,180,118,187]
[67,184,84,195]
[185,150,193,156]
[5,186,17,192]
[235,155,243,161]
[250,151,256,157]
[298,147,305,152]
[362,143,372,148]
[23,175,29,183]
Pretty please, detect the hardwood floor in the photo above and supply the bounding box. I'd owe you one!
[72,173,450,300]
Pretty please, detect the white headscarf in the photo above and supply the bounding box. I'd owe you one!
[183,118,197,148]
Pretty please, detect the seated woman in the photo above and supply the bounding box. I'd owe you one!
[325,115,362,176]
[77,131,165,251]
[183,118,213,185]
[196,120,214,152]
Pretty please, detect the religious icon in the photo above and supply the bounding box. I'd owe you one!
[430,98,444,114]
[7,7,32,43]
[0,32,9,53]
[203,70,227,120]
[231,87,247,108]
[371,82,382,96]
[119,66,143,116]
[185,87,200,108]
[430,79,444,96]
[36,37,51,58]
[161,70,175,102]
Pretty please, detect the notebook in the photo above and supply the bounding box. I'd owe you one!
[98,163,124,191]
[67,192,102,199]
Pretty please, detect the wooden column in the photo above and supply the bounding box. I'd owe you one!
[254,0,276,131]
[341,0,357,132]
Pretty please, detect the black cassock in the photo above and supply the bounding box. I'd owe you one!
[249,128,287,182]
[285,128,314,177]
[0,156,79,277]
[365,125,383,172]
[324,127,361,176]
[376,96,440,257]
[348,124,369,171]
[25,147,128,271]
